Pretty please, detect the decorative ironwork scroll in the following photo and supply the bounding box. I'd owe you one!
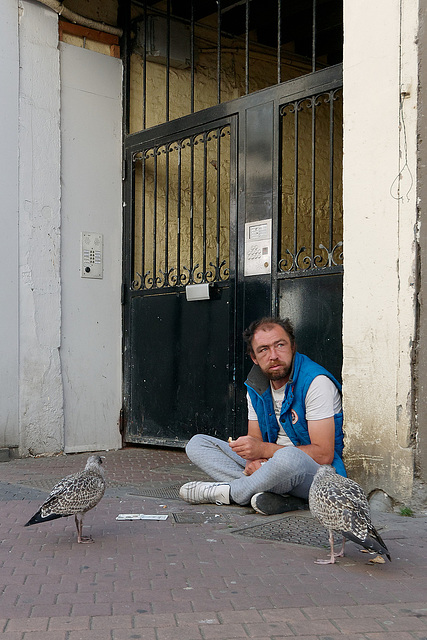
[131,124,231,290]
[279,88,343,277]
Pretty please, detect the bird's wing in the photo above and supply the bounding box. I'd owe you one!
[310,476,370,536]
[40,473,105,518]
[336,478,370,522]
[34,473,80,513]
[47,473,80,498]
[340,506,370,541]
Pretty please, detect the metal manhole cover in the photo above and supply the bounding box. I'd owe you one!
[172,512,233,524]
[17,477,61,492]
[0,481,48,501]
[232,515,340,548]
[18,477,182,496]
[125,484,181,499]
[151,463,210,480]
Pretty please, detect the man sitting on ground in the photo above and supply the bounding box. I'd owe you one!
[179,316,345,515]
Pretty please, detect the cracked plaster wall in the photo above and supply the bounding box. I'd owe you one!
[13,1,122,455]
[342,0,418,503]
[415,0,427,499]
[0,0,19,449]
[18,0,64,455]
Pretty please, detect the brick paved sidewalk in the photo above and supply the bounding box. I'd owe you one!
[0,447,426,639]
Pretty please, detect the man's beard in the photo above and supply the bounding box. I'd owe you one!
[265,363,292,381]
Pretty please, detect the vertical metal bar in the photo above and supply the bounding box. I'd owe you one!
[119,0,131,137]
[216,128,221,274]
[217,0,222,104]
[177,142,182,284]
[245,0,250,95]
[294,103,299,259]
[277,0,281,85]
[166,0,170,122]
[153,149,158,286]
[190,139,194,275]
[277,112,282,271]
[274,113,281,301]
[202,132,208,278]
[143,2,147,129]
[328,92,335,251]
[165,146,170,280]
[311,97,316,264]
[141,154,146,282]
[228,116,238,435]
[190,0,195,113]
[312,0,317,73]
[130,154,136,284]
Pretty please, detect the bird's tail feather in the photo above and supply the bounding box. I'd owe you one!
[342,529,391,561]
[25,511,64,527]
[369,526,391,561]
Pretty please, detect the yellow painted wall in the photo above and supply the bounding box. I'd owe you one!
[65,0,118,27]
[129,17,310,132]
[61,32,112,56]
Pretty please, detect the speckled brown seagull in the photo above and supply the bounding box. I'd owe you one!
[25,455,105,543]
[309,465,391,564]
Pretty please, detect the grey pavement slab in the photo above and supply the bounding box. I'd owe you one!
[0,448,426,638]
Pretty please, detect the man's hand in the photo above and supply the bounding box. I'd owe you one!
[230,422,283,461]
[243,459,268,476]
[229,435,267,460]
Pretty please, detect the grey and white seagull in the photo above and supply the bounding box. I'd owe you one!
[25,455,105,543]
[309,465,391,564]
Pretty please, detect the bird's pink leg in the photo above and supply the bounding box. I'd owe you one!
[315,530,338,564]
[75,515,94,544]
[334,536,346,558]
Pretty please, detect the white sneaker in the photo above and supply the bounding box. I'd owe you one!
[179,481,230,505]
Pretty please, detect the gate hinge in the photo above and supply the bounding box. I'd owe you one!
[119,406,126,445]
[121,283,126,305]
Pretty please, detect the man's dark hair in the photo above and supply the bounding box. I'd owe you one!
[242,317,296,355]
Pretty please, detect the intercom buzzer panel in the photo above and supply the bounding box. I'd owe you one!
[244,219,272,276]
[80,232,103,279]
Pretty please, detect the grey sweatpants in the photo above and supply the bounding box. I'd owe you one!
[185,434,320,505]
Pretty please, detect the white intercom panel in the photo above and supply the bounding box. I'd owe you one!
[80,232,103,279]
[244,219,272,276]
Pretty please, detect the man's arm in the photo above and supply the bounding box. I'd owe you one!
[231,416,335,466]
[297,417,335,465]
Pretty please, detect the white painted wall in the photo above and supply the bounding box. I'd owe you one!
[342,0,418,501]
[0,0,19,449]
[5,1,122,456]
[18,0,64,455]
[60,43,122,453]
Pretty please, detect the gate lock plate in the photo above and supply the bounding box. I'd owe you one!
[185,283,210,301]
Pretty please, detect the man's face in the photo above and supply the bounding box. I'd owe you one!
[250,324,295,386]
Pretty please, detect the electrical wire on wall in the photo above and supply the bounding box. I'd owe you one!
[390,0,414,202]
[34,0,123,37]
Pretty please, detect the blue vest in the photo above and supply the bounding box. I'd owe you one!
[244,352,346,476]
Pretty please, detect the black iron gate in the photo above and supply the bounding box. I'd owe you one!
[123,64,343,445]
[123,115,237,446]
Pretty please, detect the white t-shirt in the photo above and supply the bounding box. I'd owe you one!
[246,375,342,446]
